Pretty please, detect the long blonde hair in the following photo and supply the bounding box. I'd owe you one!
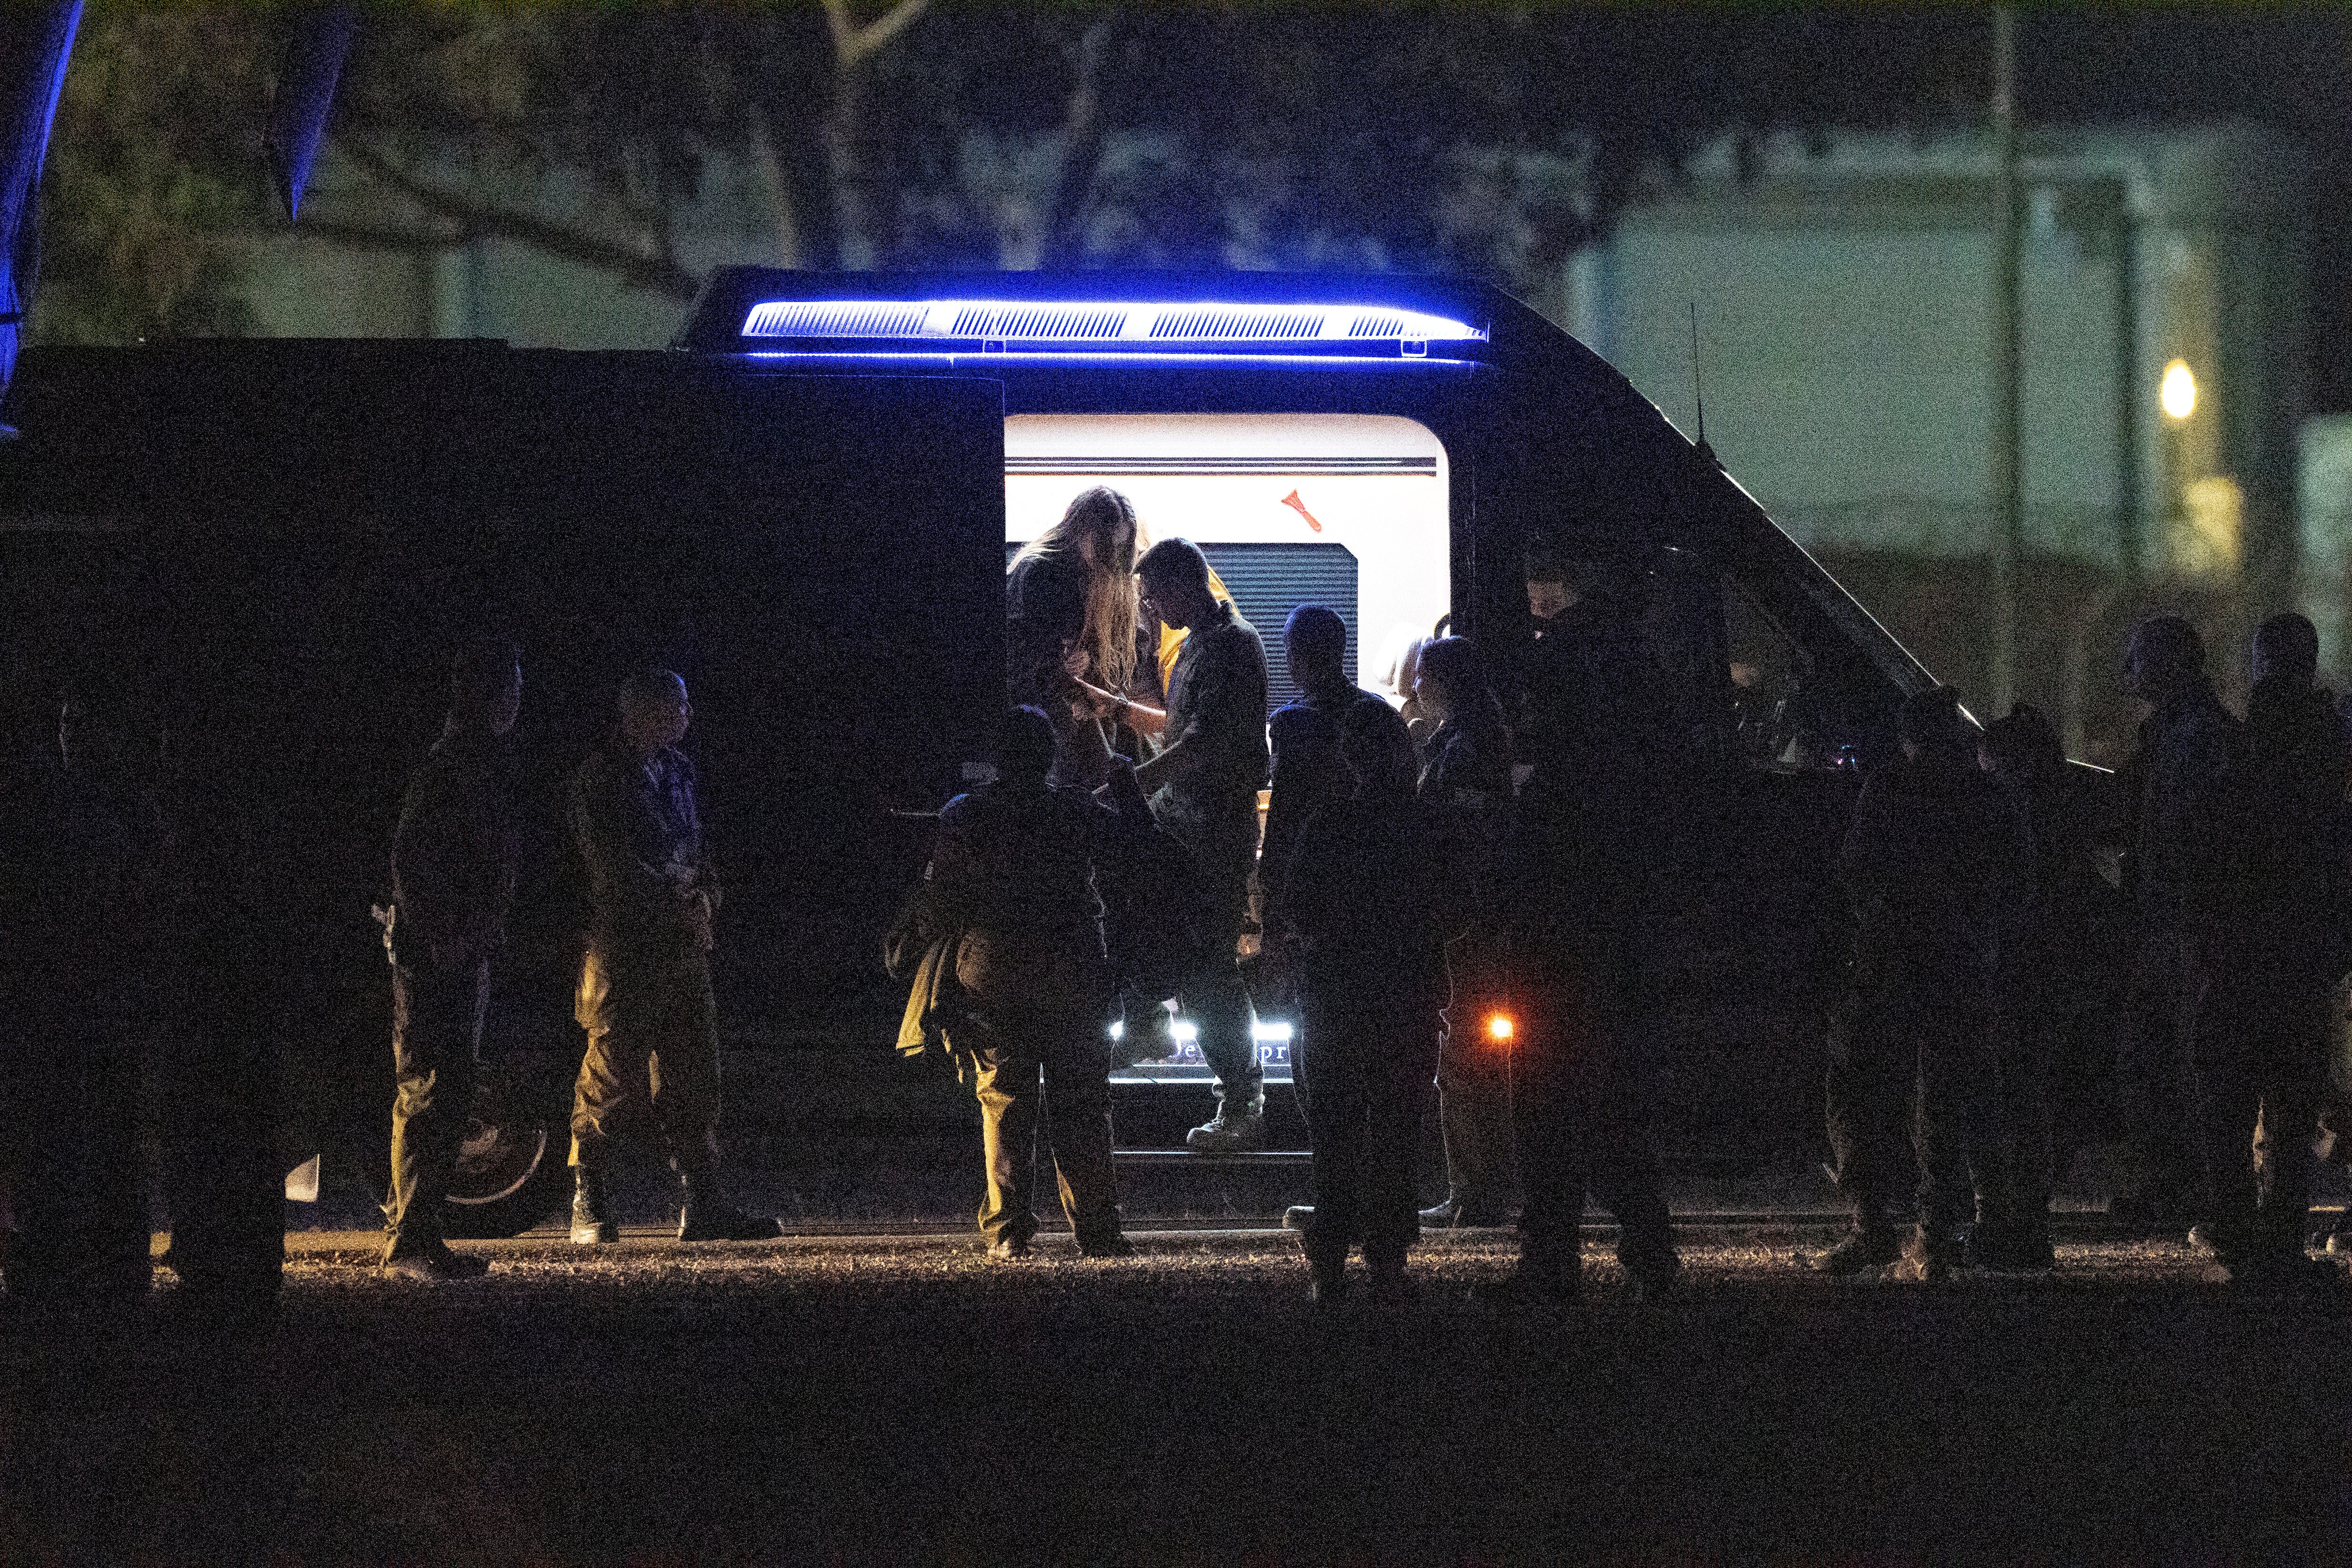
[1011,486,1140,692]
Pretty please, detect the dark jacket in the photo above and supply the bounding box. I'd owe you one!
[2193,680,2352,976]
[1262,680,1387,922]
[1006,549,1089,711]
[927,778,1137,1028]
[1507,593,1651,803]
[930,779,1124,948]
[1151,598,1270,868]
[1420,717,1515,922]
[1283,790,1465,1023]
[2120,678,2240,932]
[392,726,517,968]
[2002,760,2124,998]
[571,743,712,952]
[1839,750,2032,976]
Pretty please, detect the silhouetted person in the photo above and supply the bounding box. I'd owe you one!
[1975,703,2117,1271]
[924,707,1136,1260]
[2113,614,2240,1230]
[1414,636,1520,1229]
[2186,615,2350,1289]
[1283,701,1462,1304]
[1260,606,1385,945]
[379,639,521,1282]
[1813,688,2031,1281]
[1507,536,1651,812]
[1132,538,1270,1152]
[1488,748,1680,1309]
[1007,487,1143,788]
[567,669,775,1246]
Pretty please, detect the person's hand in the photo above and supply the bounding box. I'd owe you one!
[1062,644,1092,680]
[1074,678,1121,718]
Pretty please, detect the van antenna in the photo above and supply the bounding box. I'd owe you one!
[1689,301,1716,467]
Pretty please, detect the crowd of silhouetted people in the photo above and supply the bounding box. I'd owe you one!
[12,478,2352,1316]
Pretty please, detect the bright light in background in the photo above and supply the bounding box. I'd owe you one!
[1486,1013,1515,1043]
[2161,358,2198,421]
[1251,1022,1294,1044]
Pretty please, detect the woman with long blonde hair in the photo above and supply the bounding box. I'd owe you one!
[1007,486,1142,783]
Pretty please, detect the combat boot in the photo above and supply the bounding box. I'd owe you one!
[381,1242,491,1283]
[570,1165,617,1245]
[1895,1222,1959,1283]
[1185,1099,1266,1154]
[1303,1242,1350,1306]
[676,1170,781,1243]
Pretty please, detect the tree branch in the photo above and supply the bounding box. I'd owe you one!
[333,138,703,301]
[822,0,931,72]
[1038,11,1120,268]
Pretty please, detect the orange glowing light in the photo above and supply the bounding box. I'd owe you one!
[1486,1013,1515,1043]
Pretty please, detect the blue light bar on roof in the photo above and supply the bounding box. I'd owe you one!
[738,298,1485,354]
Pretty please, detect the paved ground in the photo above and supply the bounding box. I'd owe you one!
[6,1226,2352,1565]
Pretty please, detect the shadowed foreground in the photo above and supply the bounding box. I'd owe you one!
[4,1233,2347,1564]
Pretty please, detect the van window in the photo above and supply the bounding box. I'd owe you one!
[1722,574,1855,771]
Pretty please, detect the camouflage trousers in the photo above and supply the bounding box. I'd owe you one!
[569,941,723,1177]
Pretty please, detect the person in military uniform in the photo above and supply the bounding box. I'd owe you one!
[380,639,521,1282]
[2113,615,2241,1230]
[567,668,775,1245]
[1282,701,1462,1304]
[1974,703,2120,1273]
[1259,606,1388,1233]
[1414,635,1521,1230]
[923,707,1138,1260]
[1131,538,1271,1152]
[1486,779,1681,1309]
[2186,615,2349,1289]
[1813,687,2032,1281]
[1504,537,1652,807]
[1260,606,1387,945]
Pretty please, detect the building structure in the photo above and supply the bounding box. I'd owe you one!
[1573,124,2309,757]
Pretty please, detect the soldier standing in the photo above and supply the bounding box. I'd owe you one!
[380,640,520,1282]
[2187,615,2349,1289]
[1282,701,1462,1303]
[567,669,775,1245]
[924,708,1137,1260]
[2113,615,2241,1230]
[1813,688,2031,1281]
[1130,538,1270,1152]
[1414,636,1520,1230]
[1975,703,2118,1272]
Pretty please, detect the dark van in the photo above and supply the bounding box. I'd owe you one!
[0,271,1933,1270]
[675,269,1938,1158]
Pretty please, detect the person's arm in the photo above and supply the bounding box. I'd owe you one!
[1077,678,1168,737]
[1258,709,1311,909]
[1279,813,1336,947]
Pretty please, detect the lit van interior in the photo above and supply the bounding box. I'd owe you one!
[1006,412,1453,1086]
